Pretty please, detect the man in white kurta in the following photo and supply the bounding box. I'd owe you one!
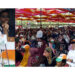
[67,48,75,67]
[36,29,43,38]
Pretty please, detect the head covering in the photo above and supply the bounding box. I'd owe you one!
[50,39,54,43]
[24,44,30,52]
[60,54,67,60]
[45,47,52,58]
[56,58,62,62]
[22,44,30,52]
[56,54,67,62]
[45,47,52,53]
[72,39,75,42]
[71,39,75,44]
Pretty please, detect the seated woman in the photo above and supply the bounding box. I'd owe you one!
[19,45,30,67]
[31,47,56,67]
[43,47,56,66]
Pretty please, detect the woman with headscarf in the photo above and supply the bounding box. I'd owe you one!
[43,47,56,66]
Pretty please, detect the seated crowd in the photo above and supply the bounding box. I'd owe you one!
[15,26,75,67]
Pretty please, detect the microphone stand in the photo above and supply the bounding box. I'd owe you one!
[5,44,10,66]
[0,27,10,66]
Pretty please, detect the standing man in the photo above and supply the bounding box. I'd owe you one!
[0,9,9,35]
[0,9,15,37]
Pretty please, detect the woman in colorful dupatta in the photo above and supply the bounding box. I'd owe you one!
[19,45,30,67]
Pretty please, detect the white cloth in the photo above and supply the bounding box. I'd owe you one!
[63,35,70,43]
[36,30,43,38]
[6,42,15,50]
[0,42,15,50]
[67,50,75,67]
[0,34,7,50]
[38,42,42,48]
[31,36,36,40]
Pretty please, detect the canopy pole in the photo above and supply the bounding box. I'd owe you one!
[40,8,42,28]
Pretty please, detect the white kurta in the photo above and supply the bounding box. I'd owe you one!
[36,30,43,38]
[67,50,75,67]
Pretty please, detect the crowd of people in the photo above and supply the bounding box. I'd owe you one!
[15,25,75,67]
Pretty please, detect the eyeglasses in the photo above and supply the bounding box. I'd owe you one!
[1,15,9,18]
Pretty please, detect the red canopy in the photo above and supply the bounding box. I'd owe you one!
[15,8,75,23]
